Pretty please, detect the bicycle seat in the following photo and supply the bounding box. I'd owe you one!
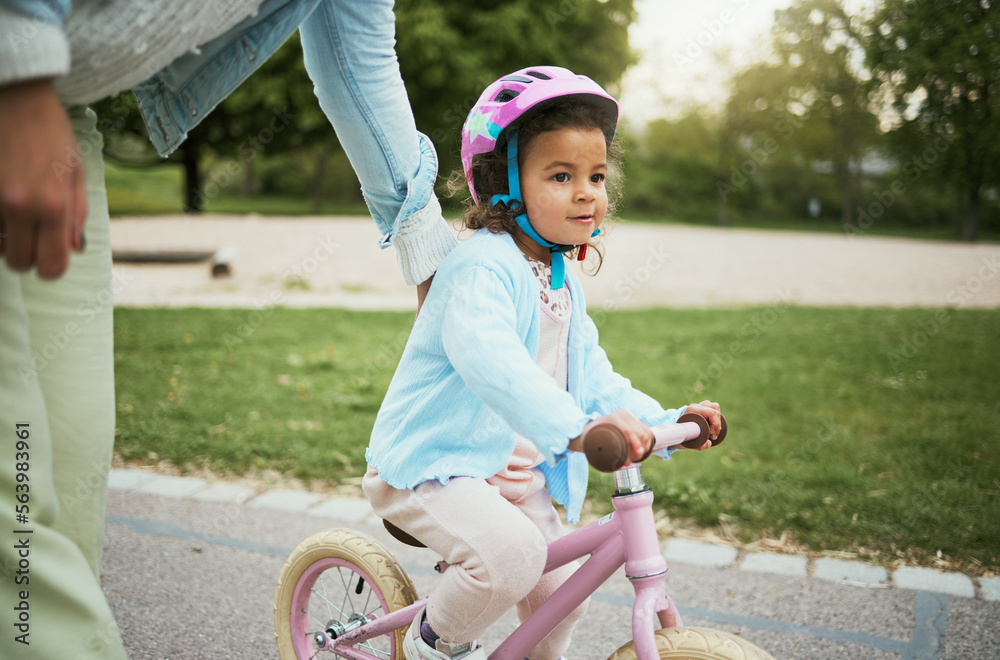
[383,519,426,548]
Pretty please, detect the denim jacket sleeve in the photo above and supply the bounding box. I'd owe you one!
[0,0,71,86]
[299,0,456,284]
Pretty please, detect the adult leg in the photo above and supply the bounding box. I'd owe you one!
[20,105,117,575]
[0,105,126,659]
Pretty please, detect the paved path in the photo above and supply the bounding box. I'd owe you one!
[103,469,1000,659]
[108,216,1000,310]
[103,216,1000,658]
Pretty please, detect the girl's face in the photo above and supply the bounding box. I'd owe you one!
[517,127,608,263]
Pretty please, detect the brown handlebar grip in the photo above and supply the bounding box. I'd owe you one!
[715,414,728,446]
[678,412,727,448]
[580,422,629,473]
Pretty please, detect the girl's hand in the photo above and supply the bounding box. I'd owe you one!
[684,400,723,450]
[580,409,653,464]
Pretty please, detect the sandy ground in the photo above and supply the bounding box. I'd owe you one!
[109,215,1000,309]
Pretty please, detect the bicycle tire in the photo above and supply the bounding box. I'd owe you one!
[274,528,418,660]
[607,627,774,660]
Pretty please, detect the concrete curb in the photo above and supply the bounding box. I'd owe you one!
[107,468,997,602]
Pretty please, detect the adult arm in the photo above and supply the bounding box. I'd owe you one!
[0,1,85,278]
[299,0,457,290]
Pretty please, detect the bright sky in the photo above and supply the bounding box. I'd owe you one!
[618,0,877,128]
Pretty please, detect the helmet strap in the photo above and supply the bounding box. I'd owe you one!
[489,130,600,290]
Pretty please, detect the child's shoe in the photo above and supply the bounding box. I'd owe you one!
[403,606,486,660]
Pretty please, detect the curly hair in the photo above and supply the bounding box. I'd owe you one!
[450,101,623,274]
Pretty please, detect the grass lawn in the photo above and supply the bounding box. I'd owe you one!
[113,306,1000,574]
[104,160,369,217]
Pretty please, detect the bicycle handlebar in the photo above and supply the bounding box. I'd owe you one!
[579,412,727,473]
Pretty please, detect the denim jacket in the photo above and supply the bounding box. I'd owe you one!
[367,229,685,523]
[1,0,455,281]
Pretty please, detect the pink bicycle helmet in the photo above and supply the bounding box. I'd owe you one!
[461,65,619,203]
[460,66,618,289]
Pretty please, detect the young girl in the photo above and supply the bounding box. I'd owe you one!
[363,66,723,660]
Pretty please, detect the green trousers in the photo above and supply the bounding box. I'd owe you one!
[1,107,128,659]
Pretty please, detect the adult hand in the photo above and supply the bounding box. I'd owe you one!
[415,274,433,317]
[683,400,723,450]
[0,78,87,279]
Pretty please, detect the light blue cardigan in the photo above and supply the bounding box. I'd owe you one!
[367,229,683,523]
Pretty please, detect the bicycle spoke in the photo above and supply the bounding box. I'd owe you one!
[337,566,353,620]
[310,573,351,620]
[359,640,392,659]
[362,582,374,618]
[297,564,395,659]
[307,608,327,633]
[320,569,335,622]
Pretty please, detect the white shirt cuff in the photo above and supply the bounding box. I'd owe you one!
[0,8,70,87]
[392,194,459,285]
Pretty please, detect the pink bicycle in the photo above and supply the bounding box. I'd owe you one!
[273,412,774,660]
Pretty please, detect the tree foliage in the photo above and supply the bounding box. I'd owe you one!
[866,0,1000,240]
[717,0,878,226]
[393,0,636,180]
[94,1,636,212]
[91,0,998,237]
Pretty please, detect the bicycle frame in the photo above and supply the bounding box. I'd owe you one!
[326,420,704,660]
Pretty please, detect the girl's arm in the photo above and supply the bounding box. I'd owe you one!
[440,266,594,465]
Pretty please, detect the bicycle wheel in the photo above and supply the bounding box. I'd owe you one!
[607,627,774,660]
[274,529,418,660]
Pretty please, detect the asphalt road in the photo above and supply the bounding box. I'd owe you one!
[102,488,1000,660]
[101,217,1000,658]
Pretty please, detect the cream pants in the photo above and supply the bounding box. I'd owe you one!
[363,441,588,660]
[0,107,127,659]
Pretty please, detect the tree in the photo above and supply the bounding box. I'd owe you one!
[866,0,1000,241]
[738,0,877,228]
[717,59,798,225]
[392,0,637,182]
[95,1,637,212]
[93,32,334,213]
[623,112,721,221]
